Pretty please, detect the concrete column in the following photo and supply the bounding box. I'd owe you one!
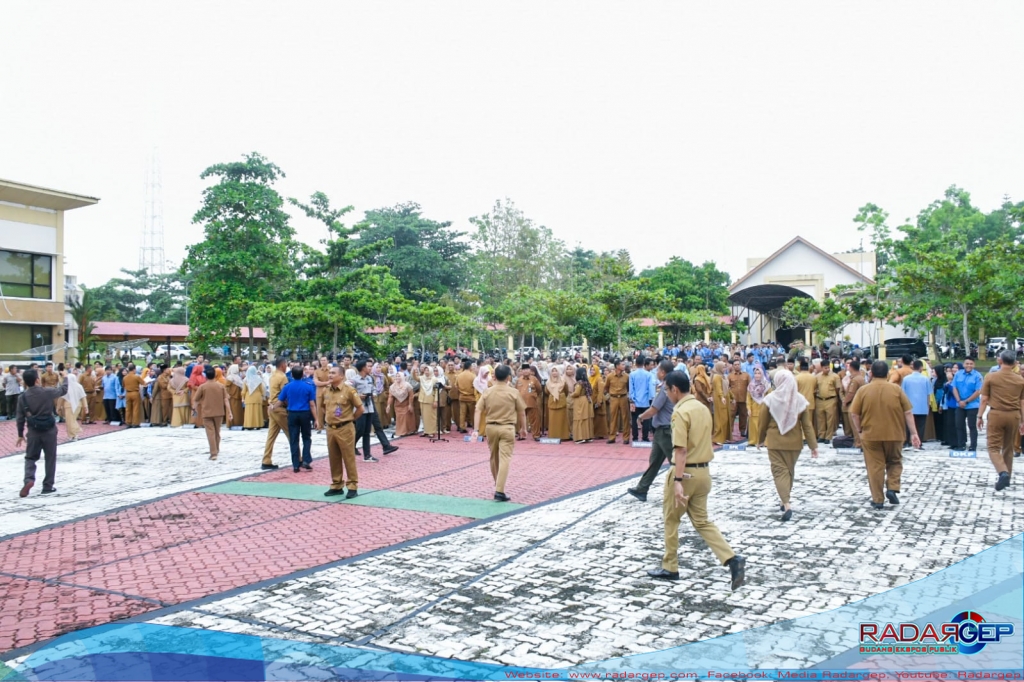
[730,330,737,345]
[877,323,886,361]
[804,328,811,347]
[407,341,413,355]
[507,335,515,353]
[704,329,710,344]
[657,331,664,348]
[928,330,938,363]
[472,337,479,352]
[978,327,987,360]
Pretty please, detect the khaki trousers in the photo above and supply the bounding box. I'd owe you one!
[661,465,735,572]
[843,408,861,446]
[987,410,1021,475]
[450,398,462,430]
[62,400,85,439]
[862,440,903,503]
[125,392,141,426]
[203,416,223,456]
[767,449,801,504]
[326,422,358,490]
[607,396,629,440]
[262,407,289,465]
[486,423,515,493]
[460,400,476,430]
[815,398,838,441]
[525,407,542,438]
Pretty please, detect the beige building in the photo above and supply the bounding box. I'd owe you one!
[0,179,99,365]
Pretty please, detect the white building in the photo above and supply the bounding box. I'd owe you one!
[728,236,905,349]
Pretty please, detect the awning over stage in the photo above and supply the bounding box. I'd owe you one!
[728,284,812,313]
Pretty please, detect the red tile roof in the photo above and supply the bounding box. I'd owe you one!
[92,322,267,340]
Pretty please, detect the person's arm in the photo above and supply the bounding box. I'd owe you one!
[1019,393,1024,436]
[517,396,528,440]
[192,385,200,411]
[965,376,983,404]
[225,389,233,423]
[670,412,691,507]
[472,401,484,438]
[15,393,25,445]
[640,390,663,422]
[308,394,319,430]
[905,410,922,448]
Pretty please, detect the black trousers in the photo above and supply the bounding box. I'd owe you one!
[630,408,652,442]
[357,410,392,458]
[103,399,118,423]
[909,414,927,446]
[6,394,18,419]
[24,427,58,489]
[943,408,957,447]
[287,410,313,468]
[934,410,946,445]
[955,407,979,451]
[635,426,672,494]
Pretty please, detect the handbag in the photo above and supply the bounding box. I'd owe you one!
[20,394,56,432]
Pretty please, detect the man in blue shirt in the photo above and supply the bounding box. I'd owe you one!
[275,366,320,472]
[185,354,205,379]
[101,367,119,424]
[629,357,656,442]
[901,361,933,449]
[951,358,984,451]
[740,353,756,379]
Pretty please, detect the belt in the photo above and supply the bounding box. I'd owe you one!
[126,390,139,394]
[654,425,670,431]
[817,396,836,401]
[327,422,353,429]
[486,422,514,427]
[610,394,627,398]
[684,462,709,468]
[989,409,1019,413]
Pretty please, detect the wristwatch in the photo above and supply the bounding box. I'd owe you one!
[673,477,685,482]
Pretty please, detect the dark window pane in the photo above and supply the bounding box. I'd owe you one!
[2,284,32,298]
[0,324,32,355]
[33,286,51,299]
[0,251,32,285]
[30,326,52,348]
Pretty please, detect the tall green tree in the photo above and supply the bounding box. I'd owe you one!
[181,152,296,358]
[641,257,731,313]
[82,268,188,324]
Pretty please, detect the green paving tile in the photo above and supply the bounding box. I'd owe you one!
[200,481,522,519]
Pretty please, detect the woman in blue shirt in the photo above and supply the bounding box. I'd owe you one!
[115,368,126,424]
[942,364,961,448]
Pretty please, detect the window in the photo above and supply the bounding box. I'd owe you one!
[0,250,52,299]
[0,324,53,357]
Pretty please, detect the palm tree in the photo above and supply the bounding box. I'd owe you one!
[67,289,100,361]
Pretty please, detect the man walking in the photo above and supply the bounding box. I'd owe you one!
[952,358,983,452]
[275,366,320,473]
[978,350,1024,491]
[192,366,233,460]
[17,368,68,497]
[628,360,676,502]
[851,360,921,510]
[629,357,655,442]
[472,364,527,502]
[901,361,932,449]
[841,359,865,448]
[729,359,751,438]
[647,371,746,590]
[353,359,399,462]
[322,366,364,498]
[5,365,22,419]
[815,361,843,443]
[261,358,290,470]
[517,364,542,440]
[606,360,630,444]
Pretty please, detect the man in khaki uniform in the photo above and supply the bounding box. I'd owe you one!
[192,366,232,459]
[795,358,818,435]
[122,365,143,427]
[517,364,542,440]
[41,362,60,420]
[851,360,920,510]
[80,369,97,425]
[446,362,463,432]
[322,366,364,498]
[90,362,107,422]
[978,350,1024,491]
[815,362,843,443]
[888,355,913,385]
[647,371,746,590]
[261,358,290,470]
[605,361,630,444]
[312,356,331,434]
[729,360,750,437]
[841,359,866,447]
[473,364,527,502]
[456,360,477,430]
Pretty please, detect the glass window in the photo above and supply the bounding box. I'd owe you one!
[0,324,32,356]
[0,250,52,299]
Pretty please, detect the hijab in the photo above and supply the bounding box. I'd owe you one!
[62,372,87,407]
[714,361,730,394]
[227,364,245,389]
[589,363,601,391]
[760,369,808,436]
[748,362,771,403]
[390,371,411,402]
[371,363,385,393]
[547,366,565,397]
[188,366,206,390]
[564,364,577,391]
[214,367,228,386]
[474,366,491,394]
[419,366,436,394]
[691,362,712,395]
[245,366,263,394]
[169,367,188,391]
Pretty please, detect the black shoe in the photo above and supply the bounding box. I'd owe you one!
[301,463,312,470]
[41,488,56,494]
[19,481,33,498]
[726,555,746,590]
[781,509,792,522]
[779,504,785,511]
[627,487,648,502]
[293,467,301,473]
[346,489,358,499]
[382,446,399,455]
[494,492,511,502]
[647,568,680,581]
[871,502,885,510]
[363,455,379,463]
[995,472,1011,491]
[886,490,900,505]
[324,488,346,497]
[261,464,280,470]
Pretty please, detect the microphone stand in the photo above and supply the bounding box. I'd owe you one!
[430,384,449,443]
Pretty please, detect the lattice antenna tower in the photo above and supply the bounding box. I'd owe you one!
[139,151,166,275]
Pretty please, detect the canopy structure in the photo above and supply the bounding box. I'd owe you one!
[728,284,812,314]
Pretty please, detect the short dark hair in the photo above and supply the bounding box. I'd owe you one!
[799,358,809,371]
[871,360,889,379]
[495,364,511,381]
[912,360,924,370]
[45,362,53,368]
[644,358,655,368]
[400,362,408,371]
[902,355,913,365]
[204,366,216,380]
[463,359,473,370]
[850,359,861,371]
[613,359,623,368]
[658,359,674,376]
[291,367,304,380]
[354,359,368,372]
[23,369,38,387]
[664,371,690,393]
[276,358,288,370]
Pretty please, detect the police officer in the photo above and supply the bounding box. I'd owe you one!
[472,364,527,502]
[628,360,676,502]
[322,366,364,498]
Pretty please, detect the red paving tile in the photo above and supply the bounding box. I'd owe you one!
[0,574,156,653]
[0,419,124,459]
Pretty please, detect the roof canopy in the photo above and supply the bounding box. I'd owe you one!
[0,178,99,211]
[728,284,812,313]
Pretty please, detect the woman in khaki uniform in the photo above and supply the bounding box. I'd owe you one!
[373,364,392,429]
[387,372,418,437]
[169,367,191,427]
[61,373,89,441]
[417,366,438,435]
[711,362,732,444]
[243,366,266,430]
[571,367,595,443]
[754,369,818,521]
[590,364,608,440]
[692,362,713,413]
[226,365,245,428]
[546,367,570,440]
[746,364,771,443]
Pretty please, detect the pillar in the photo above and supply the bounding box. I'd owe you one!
[472,337,479,353]
[582,336,589,361]
[804,328,811,348]
[407,341,413,356]
[927,330,938,363]
[877,323,886,361]
[704,329,710,344]
[978,326,987,360]
[507,335,515,354]
[657,330,664,349]
[730,330,737,345]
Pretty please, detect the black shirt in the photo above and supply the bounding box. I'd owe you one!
[16,381,68,438]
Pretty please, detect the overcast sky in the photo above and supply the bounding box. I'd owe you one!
[3,1,1023,289]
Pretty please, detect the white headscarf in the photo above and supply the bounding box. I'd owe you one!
[227,364,245,389]
[474,366,491,394]
[62,372,87,407]
[761,369,808,436]
[245,366,263,394]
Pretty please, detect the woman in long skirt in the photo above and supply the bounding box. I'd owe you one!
[571,367,594,443]
[61,373,89,441]
[188,367,206,427]
[711,362,732,445]
[226,364,245,428]
[169,367,191,427]
[387,372,418,437]
[546,367,570,440]
[746,364,771,443]
[418,367,438,436]
[590,364,608,440]
[243,366,266,430]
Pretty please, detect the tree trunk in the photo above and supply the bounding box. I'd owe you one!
[616,322,623,350]
[332,323,338,362]
[531,332,535,346]
[961,308,970,359]
[247,326,254,361]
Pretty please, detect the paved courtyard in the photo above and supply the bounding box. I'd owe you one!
[1,424,1021,673]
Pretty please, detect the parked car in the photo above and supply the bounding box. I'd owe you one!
[871,337,927,360]
[150,344,193,362]
[516,346,540,360]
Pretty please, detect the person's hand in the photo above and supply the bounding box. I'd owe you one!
[15,437,24,448]
[315,421,322,431]
[754,444,762,452]
[385,405,391,414]
[519,428,528,440]
[977,416,985,430]
[227,412,233,423]
[911,434,922,449]
[811,449,819,459]
[958,400,966,409]
[673,480,689,507]
[471,430,479,440]
[1019,422,1024,436]
[629,402,635,412]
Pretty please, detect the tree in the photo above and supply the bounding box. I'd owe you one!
[354,202,470,302]
[66,288,100,361]
[596,278,669,349]
[781,296,848,344]
[81,268,188,325]
[641,257,731,313]
[181,153,296,359]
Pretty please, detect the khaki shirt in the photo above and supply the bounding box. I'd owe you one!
[816,372,842,401]
[889,365,913,385]
[123,373,143,393]
[446,372,461,400]
[851,379,912,442]
[756,409,816,451]
[194,381,228,418]
[796,372,817,409]
[478,382,525,426]
[81,374,96,394]
[842,373,865,408]
[670,394,715,464]
[981,370,1024,412]
[268,370,287,403]
[41,371,59,388]
[517,375,542,409]
[729,370,750,401]
[322,383,362,426]
[456,370,477,399]
[605,373,629,397]
[314,367,330,394]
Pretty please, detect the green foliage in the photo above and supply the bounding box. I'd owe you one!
[781,297,847,341]
[82,269,188,324]
[595,277,670,349]
[641,258,731,313]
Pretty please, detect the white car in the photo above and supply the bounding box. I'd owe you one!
[151,344,193,361]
